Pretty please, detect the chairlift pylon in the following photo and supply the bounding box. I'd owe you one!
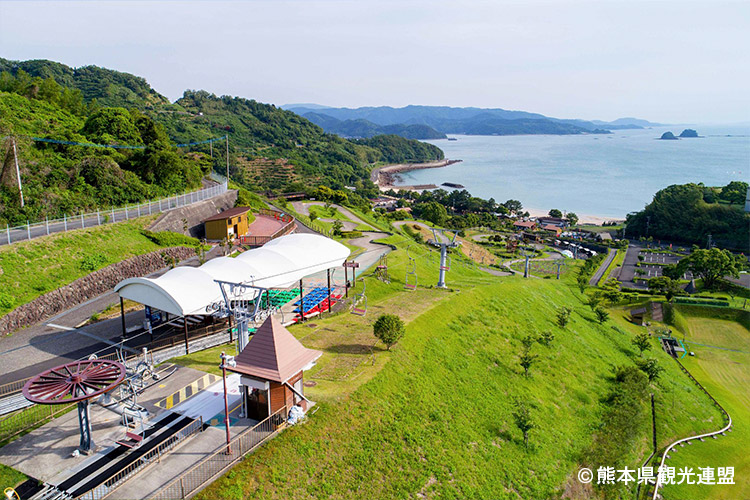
[405,246,418,291]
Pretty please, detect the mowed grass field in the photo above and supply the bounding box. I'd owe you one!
[660,309,750,500]
[193,238,723,500]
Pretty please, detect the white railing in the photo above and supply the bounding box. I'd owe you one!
[1,180,228,246]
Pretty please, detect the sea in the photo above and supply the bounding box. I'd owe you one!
[393,125,750,220]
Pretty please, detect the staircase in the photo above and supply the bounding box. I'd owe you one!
[651,302,664,322]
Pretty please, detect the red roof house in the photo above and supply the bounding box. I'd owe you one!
[513,220,537,230]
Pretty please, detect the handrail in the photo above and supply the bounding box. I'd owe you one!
[75,417,204,500]
[152,406,288,500]
[650,358,732,499]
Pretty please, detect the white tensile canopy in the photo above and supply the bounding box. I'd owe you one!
[114,234,351,317]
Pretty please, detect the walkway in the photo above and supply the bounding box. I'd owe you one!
[589,248,616,286]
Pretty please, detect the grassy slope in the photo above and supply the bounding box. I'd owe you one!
[0,216,174,316]
[194,242,722,500]
[660,310,750,500]
[0,463,27,491]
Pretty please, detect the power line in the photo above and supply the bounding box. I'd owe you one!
[26,134,228,150]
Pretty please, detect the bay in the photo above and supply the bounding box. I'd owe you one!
[393,125,750,220]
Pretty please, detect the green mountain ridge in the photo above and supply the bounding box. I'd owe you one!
[0,57,444,224]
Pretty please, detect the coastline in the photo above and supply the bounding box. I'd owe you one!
[524,207,623,225]
[372,159,462,191]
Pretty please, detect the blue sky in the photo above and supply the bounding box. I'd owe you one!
[1,0,748,123]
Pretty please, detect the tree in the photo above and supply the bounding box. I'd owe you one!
[632,333,652,356]
[556,307,571,328]
[519,347,538,376]
[548,209,562,218]
[683,248,739,289]
[503,199,523,216]
[565,212,579,227]
[418,201,448,226]
[587,293,603,311]
[577,274,588,293]
[720,181,748,205]
[512,399,535,448]
[595,307,610,324]
[332,220,344,237]
[538,330,555,346]
[373,314,405,350]
[521,334,537,350]
[600,278,623,304]
[647,276,682,300]
[635,358,664,382]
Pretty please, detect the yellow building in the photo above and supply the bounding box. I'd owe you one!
[203,207,252,240]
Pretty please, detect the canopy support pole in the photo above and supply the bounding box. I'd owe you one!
[327,268,332,314]
[184,319,190,354]
[120,297,126,339]
[299,279,304,321]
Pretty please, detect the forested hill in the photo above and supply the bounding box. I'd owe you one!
[0,58,168,109]
[0,58,444,224]
[626,182,749,250]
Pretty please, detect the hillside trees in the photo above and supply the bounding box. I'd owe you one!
[682,247,740,289]
[625,182,749,250]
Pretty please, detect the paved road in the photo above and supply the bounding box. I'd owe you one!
[290,201,375,231]
[589,248,617,286]
[392,221,453,244]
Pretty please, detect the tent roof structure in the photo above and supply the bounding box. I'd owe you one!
[228,315,322,383]
[115,233,350,317]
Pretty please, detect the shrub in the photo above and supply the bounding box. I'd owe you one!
[80,253,108,272]
[373,314,406,350]
[556,307,571,328]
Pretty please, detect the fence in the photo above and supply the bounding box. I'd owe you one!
[77,417,204,500]
[152,407,288,500]
[1,180,228,246]
[239,208,297,247]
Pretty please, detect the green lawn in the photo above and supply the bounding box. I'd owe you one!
[0,463,28,492]
[659,311,750,500]
[0,216,183,316]
[192,247,721,500]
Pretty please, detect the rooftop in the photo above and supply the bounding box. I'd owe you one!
[229,315,322,383]
[203,206,253,222]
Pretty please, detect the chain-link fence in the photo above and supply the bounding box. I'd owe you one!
[1,180,228,246]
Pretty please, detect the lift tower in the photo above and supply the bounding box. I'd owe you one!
[431,228,459,288]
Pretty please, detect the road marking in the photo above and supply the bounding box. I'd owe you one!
[156,373,220,410]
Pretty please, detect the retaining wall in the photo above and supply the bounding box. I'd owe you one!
[0,246,196,336]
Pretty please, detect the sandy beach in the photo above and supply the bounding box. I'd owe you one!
[525,207,623,225]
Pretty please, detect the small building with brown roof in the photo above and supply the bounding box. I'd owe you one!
[227,315,322,420]
[203,207,253,240]
[541,224,562,236]
[513,220,537,231]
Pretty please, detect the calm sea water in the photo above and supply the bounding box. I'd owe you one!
[394,125,750,219]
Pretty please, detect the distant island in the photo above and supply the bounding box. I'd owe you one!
[283,104,661,140]
[660,131,679,140]
[659,129,700,140]
[679,129,699,138]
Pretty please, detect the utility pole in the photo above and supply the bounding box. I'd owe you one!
[225,135,229,180]
[707,233,713,249]
[11,138,24,207]
[645,215,651,236]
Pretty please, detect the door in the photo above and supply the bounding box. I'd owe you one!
[245,387,269,420]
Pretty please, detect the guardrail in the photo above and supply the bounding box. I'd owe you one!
[77,417,204,500]
[1,180,228,246]
[152,407,288,500]
[649,358,732,500]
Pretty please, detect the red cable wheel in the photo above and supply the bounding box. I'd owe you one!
[22,360,126,404]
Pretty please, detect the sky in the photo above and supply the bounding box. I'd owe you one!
[1,0,748,124]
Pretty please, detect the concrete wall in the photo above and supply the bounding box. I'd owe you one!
[149,190,238,239]
[0,247,197,336]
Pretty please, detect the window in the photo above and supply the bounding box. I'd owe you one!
[227,219,232,226]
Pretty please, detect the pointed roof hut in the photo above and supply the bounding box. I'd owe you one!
[230,315,322,384]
